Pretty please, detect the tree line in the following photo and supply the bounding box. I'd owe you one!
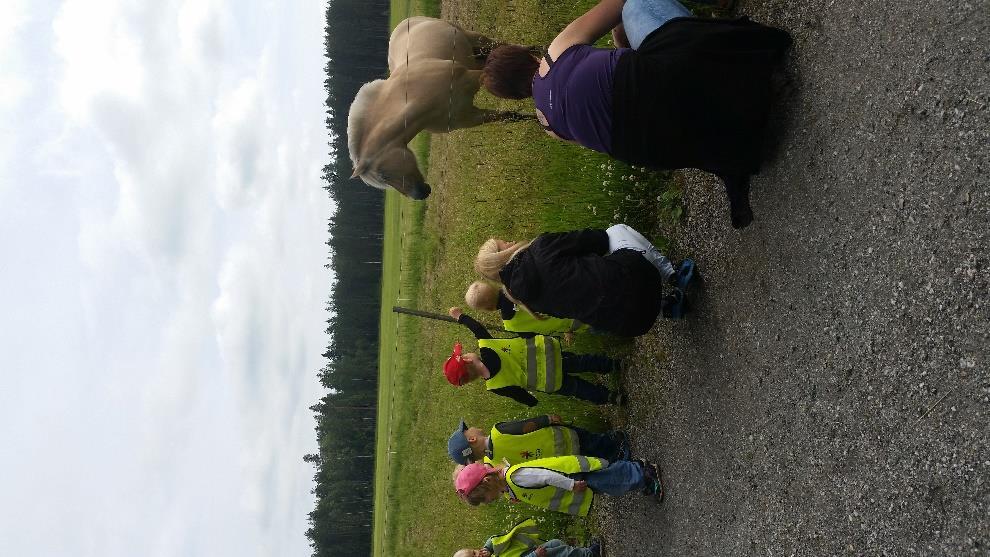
[306,0,391,555]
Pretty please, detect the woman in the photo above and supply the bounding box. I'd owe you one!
[474,225,693,337]
[480,0,791,228]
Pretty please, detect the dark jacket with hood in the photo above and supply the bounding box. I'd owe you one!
[498,229,663,337]
[611,16,793,178]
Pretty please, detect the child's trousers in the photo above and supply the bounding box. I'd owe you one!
[606,224,675,279]
[583,459,646,496]
[557,353,617,405]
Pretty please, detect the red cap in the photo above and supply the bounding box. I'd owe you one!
[455,462,493,498]
[443,342,469,386]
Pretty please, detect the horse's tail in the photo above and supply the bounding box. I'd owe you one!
[347,79,386,178]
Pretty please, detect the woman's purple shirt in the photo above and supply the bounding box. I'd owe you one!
[532,45,630,154]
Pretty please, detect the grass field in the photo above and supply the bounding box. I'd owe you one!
[372,2,682,555]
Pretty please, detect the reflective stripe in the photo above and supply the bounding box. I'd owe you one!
[491,523,541,554]
[525,337,538,389]
[567,428,580,453]
[548,487,567,512]
[493,538,511,553]
[552,427,565,455]
[544,339,557,389]
[577,456,591,472]
[568,489,587,515]
[518,526,541,536]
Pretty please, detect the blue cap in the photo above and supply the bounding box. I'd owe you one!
[447,419,473,465]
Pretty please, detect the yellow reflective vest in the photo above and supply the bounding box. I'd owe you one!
[480,336,563,393]
[484,518,543,557]
[485,424,580,465]
[505,455,607,516]
[502,309,587,336]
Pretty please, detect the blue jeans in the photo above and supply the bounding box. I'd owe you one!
[622,0,692,49]
[523,540,595,557]
[583,459,645,496]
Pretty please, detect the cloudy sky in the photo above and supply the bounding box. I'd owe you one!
[0,0,332,555]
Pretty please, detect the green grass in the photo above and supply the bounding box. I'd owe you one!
[390,0,441,26]
[371,1,684,555]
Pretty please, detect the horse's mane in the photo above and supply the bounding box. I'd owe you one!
[347,79,386,170]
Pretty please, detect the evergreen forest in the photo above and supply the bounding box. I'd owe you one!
[305,0,390,555]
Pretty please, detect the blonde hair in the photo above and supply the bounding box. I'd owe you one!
[453,550,475,557]
[473,238,532,281]
[463,473,503,506]
[465,281,500,311]
[452,464,465,484]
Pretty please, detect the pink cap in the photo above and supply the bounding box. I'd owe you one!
[455,462,493,498]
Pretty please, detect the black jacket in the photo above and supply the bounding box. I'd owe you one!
[612,17,792,178]
[499,229,663,336]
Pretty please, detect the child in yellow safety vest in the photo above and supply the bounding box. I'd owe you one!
[464,280,590,338]
[452,518,602,557]
[453,455,663,516]
[446,415,630,466]
[443,307,622,406]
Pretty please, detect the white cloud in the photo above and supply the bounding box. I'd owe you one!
[0,0,31,195]
[0,0,334,555]
[53,0,146,121]
[213,77,270,207]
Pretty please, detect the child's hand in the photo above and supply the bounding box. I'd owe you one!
[563,332,574,345]
[548,414,562,425]
[479,550,492,557]
[572,480,588,492]
[535,546,548,557]
[448,307,463,320]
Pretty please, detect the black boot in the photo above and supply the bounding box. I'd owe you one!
[722,174,753,229]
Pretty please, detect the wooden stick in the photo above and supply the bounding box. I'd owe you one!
[391,306,510,333]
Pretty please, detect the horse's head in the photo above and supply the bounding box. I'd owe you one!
[351,145,432,200]
[348,79,432,200]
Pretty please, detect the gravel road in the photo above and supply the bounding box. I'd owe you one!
[595,1,989,555]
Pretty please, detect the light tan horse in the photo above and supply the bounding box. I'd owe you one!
[348,17,532,199]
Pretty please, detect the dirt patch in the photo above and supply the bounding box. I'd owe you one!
[595,1,989,555]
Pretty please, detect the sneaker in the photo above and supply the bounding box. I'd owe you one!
[636,459,664,502]
[647,461,665,502]
[676,258,697,291]
[589,539,603,557]
[661,287,687,319]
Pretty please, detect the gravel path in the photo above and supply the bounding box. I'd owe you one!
[595,1,989,555]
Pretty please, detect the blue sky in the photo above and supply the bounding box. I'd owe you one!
[0,0,333,555]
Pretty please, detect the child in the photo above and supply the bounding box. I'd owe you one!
[444,308,622,406]
[447,415,629,466]
[465,280,589,337]
[454,456,663,516]
[473,226,696,337]
[452,517,601,557]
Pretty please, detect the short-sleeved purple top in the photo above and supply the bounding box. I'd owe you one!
[532,44,630,154]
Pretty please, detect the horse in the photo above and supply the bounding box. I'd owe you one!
[387,16,497,71]
[348,17,532,200]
